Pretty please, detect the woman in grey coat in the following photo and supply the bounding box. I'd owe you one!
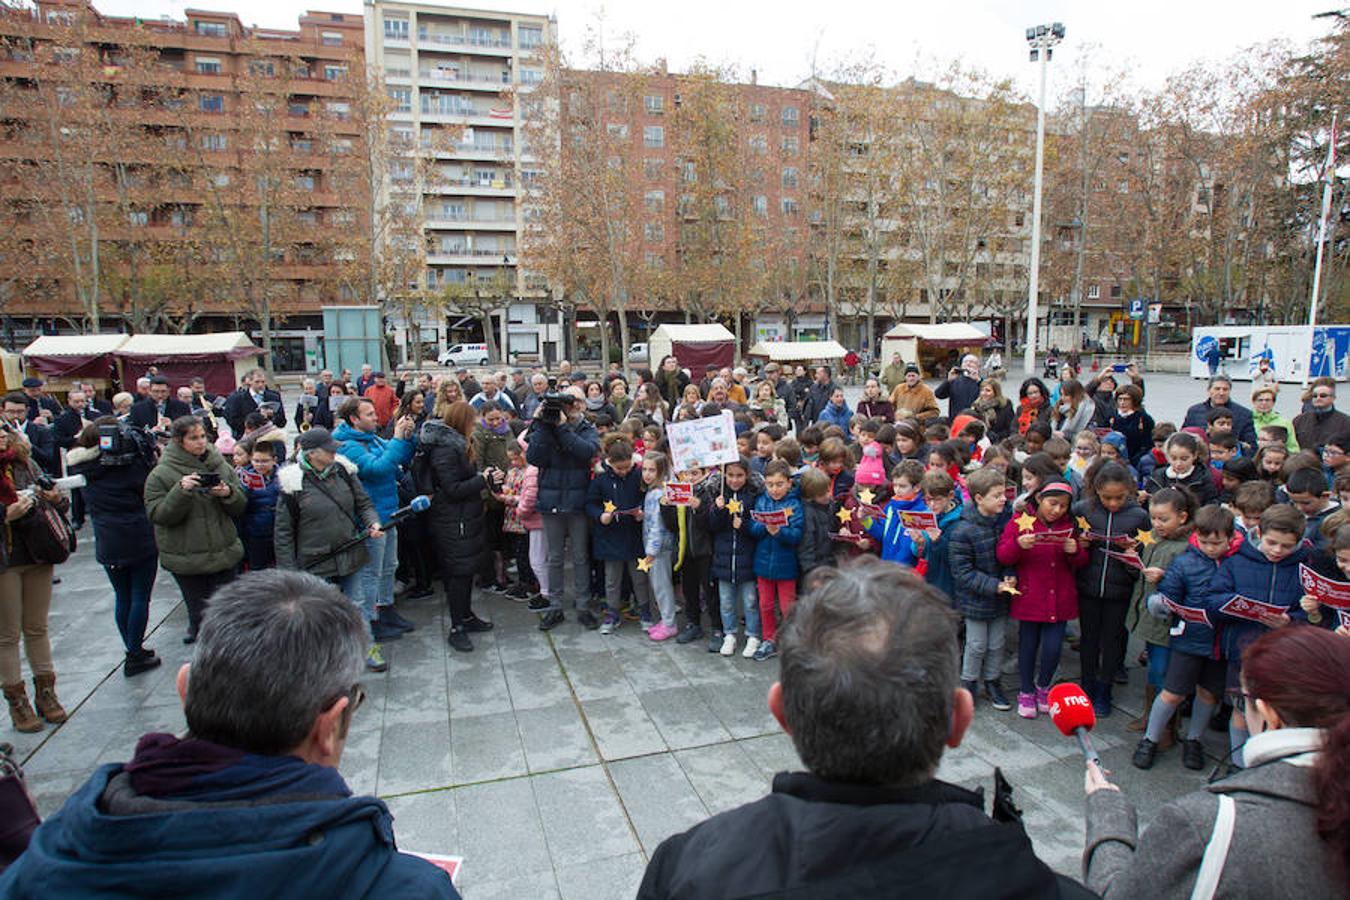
[1082,626,1350,899]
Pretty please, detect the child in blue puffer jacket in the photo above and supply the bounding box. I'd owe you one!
[238,442,280,571]
[746,460,803,662]
[864,460,928,566]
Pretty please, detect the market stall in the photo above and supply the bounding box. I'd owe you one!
[880,323,993,375]
[114,332,264,397]
[21,334,129,393]
[648,324,736,374]
[747,340,849,366]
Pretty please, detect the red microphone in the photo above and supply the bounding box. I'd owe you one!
[1047,683,1100,765]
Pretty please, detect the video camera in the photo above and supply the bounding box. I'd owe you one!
[98,422,159,467]
[538,391,572,424]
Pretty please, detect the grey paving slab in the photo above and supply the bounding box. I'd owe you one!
[581,693,667,761]
[451,777,552,884]
[382,789,458,857]
[555,852,647,900]
[556,649,633,702]
[674,741,773,817]
[515,700,599,773]
[377,718,452,795]
[608,753,710,855]
[462,868,560,900]
[502,655,575,711]
[448,710,528,784]
[531,765,641,865]
[639,685,734,750]
[736,732,802,779]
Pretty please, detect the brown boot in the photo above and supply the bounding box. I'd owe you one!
[32,673,67,724]
[1127,684,1156,733]
[4,682,42,733]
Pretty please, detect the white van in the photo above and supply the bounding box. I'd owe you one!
[628,342,649,363]
[439,343,489,366]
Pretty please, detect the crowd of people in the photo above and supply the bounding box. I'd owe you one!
[2,348,1349,897]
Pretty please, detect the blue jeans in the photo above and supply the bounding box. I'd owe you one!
[1018,620,1068,695]
[105,556,158,655]
[1146,641,1170,689]
[357,530,399,622]
[718,580,760,638]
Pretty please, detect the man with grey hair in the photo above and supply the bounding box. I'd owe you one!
[0,570,457,898]
[639,560,1091,899]
[521,372,550,419]
[1182,375,1257,446]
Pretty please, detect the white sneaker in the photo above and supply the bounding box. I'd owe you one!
[742,636,761,659]
[720,633,737,656]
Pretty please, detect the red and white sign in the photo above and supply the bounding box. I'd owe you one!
[751,509,789,527]
[1161,596,1211,627]
[1219,594,1288,623]
[898,509,938,531]
[1298,563,1350,610]
[1033,529,1075,545]
[1104,548,1145,570]
[664,482,694,506]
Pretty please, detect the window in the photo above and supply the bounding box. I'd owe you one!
[643,125,664,148]
[748,135,766,154]
[644,222,664,242]
[607,123,629,139]
[519,25,543,49]
[1117,180,1129,194]
[645,251,664,269]
[781,197,799,216]
[682,161,696,183]
[752,195,767,216]
[389,88,410,113]
[321,32,342,46]
[441,202,465,219]
[781,135,799,155]
[46,10,73,24]
[195,57,221,74]
[644,190,664,212]
[323,65,347,81]
[644,94,664,115]
[781,106,799,126]
[194,20,227,37]
[749,103,766,123]
[250,60,275,77]
[325,102,350,120]
[295,174,316,191]
[291,138,312,152]
[520,69,543,84]
[384,17,408,40]
[208,172,230,187]
[200,133,227,151]
[1110,285,1123,299]
[1087,284,1100,299]
[781,167,798,189]
[288,101,310,117]
[199,94,224,113]
[643,159,663,180]
[297,210,317,225]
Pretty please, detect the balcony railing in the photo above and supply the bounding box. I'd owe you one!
[418,69,507,86]
[418,32,511,49]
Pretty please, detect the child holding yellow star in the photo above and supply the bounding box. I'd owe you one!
[913,469,964,603]
[706,457,764,657]
[640,451,679,641]
[585,438,651,635]
[949,466,1017,711]
[864,460,930,567]
[746,460,804,661]
[1072,460,1151,718]
[796,468,837,584]
[834,443,890,559]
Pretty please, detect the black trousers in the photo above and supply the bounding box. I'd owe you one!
[444,575,475,628]
[1078,594,1129,685]
[678,555,715,630]
[171,569,236,639]
[396,516,434,590]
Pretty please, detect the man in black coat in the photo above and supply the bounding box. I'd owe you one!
[1181,375,1256,446]
[78,382,114,416]
[2,391,58,475]
[934,354,982,418]
[130,377,191,431]
[638,561,1093,900]
[21,377,62,423]
[525,394,600,631]
[801,366,838,423]
[223,368,286,438]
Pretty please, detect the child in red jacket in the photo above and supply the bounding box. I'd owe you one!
[996,481,1089,719]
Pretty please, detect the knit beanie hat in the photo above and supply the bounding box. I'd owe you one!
[856,443,887,486]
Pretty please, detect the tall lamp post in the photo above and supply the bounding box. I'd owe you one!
[1024,21,1065,376]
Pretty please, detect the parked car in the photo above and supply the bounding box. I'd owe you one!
[628,342,649,363]
[439,343,489,366]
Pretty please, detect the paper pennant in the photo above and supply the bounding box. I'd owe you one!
[1016,512,1037,533]
[603,501,616,514]
[636,556,653,572]
[858,488,876,506]
[725,498,742,515]
[837,506,854,525]
[1135,529,1155,547]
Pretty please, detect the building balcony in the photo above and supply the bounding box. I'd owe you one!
[425,142,514,161]
[427,249,515,266]
[426,177,516,196]
[416,32,513,57]
[420,108,515,128]
[425,217,517,231]
[416,69,510,90]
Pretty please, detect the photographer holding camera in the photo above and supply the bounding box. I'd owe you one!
[66,417,162,677]
[143,416,245,645]
[525,391,601,630]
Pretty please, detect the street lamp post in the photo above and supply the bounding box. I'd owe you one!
[1024,22,1065,377]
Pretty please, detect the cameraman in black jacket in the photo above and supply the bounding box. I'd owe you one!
[525,392,600,631]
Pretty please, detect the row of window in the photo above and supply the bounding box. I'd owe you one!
[637,94,800,126]
[195,94,352,119]
[191,19,345,45]
[382,17,543,49]
[193,57,348,80]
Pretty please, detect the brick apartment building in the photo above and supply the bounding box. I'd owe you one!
[0,0,366,366]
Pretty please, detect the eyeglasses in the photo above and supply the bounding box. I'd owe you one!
[325,682,366,717]
[1313,392,1334,399]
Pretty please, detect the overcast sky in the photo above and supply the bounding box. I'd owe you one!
[94,0,1341,99]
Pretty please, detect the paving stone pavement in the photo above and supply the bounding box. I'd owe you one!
[9,535,1224,898]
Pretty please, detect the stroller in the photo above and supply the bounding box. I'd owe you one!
[1042,354,1059,380]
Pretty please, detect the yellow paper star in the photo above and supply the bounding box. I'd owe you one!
[859,488,876,506]
[1016,511,1037,533]
[1135,529,1155,547]
[782,506,794,518]
[636,556,653,572]
[1077,516,1092,533]
[603,501,616,514]
[1005,586,1021,596]
[837,506,854,525]
[726,498,742,515]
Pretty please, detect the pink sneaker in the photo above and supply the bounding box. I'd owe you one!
[1017,692,1037,719]
[1035,687,1051,714]
[648,623,677,642]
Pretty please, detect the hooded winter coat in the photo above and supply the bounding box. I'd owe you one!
[796,500,835,577]
[66,444,156,568]
[704,470,763,584]
[418,420,487,577]
[864,493,930,566]
[143,441,245,575]
[471,424,512,513]
[1144,538,1235,658]
[947,502,1014,621]
[275,456,376,579]
[919,500,965,602]
[525,417,600,514]
[333,422,413,523]
[816,399,853,433]
[747,486,804,580]
[1124,532,1189,647]
[1072,498,1152,604]
[1146,463,1218,507]
[585,461,645,561]
[1203,536,1323,663]
[996,512,1089,622]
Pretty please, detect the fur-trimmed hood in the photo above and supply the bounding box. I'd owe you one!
[278,455,357,494]
[66,445,101,467]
